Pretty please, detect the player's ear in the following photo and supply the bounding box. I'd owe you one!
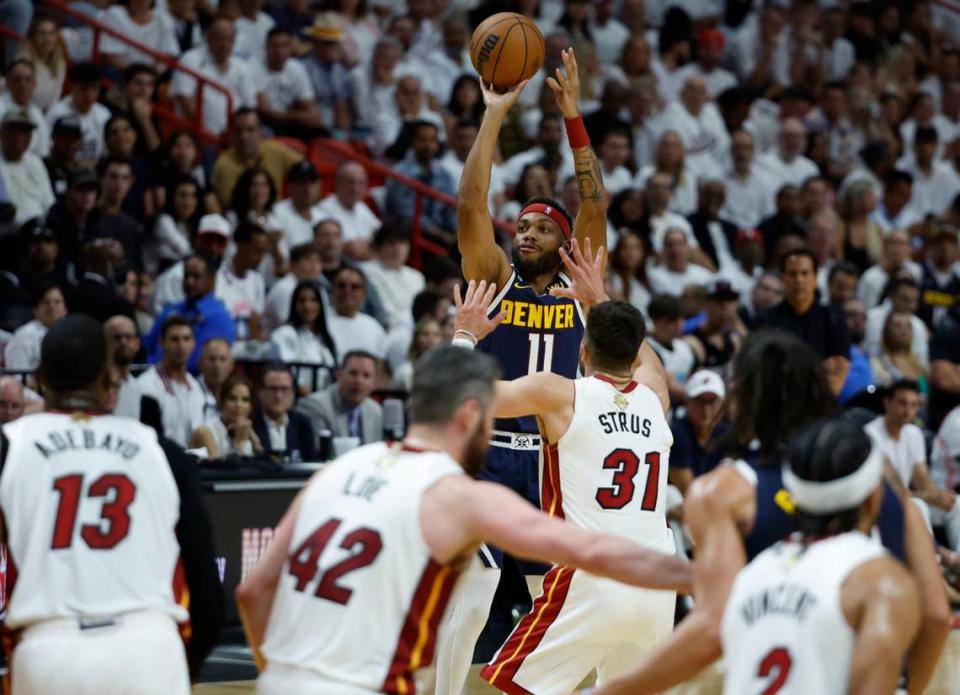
[453,398,481,436]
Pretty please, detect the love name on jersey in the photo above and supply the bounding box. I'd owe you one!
[598,412,653,436]
[342,472,387,502]
[33,427,141,460]
[499,300,577,330]
[739,583,818,626]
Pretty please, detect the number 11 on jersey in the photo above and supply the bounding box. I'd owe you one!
[527,334,555,374]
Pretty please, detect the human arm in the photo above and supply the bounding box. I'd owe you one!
[633,341,670,413]
[930,359,960,394]
[548,48,606,268]
[457,79,526,286]
[160,439,226,678]
[188,425,220,459]
[845,558,921,695]
[422,476,691,592]
[236,481,309,671]
[911,461,956,510]
[592,465,753,694]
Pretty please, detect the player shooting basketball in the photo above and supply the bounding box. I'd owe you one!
[438,46,610,692]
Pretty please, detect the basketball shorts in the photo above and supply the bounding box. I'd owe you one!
[10,609,189,695]
[481,567,676,695]
[258,663,416,694]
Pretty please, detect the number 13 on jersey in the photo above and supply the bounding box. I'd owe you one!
[527,334,555,374]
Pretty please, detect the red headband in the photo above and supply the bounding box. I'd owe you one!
[517,203,572,239]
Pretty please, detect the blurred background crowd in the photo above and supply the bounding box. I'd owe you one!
[2,0,960,558]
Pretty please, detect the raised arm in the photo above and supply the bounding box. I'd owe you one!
[547,49,607,269]
[423,476,691,592]
[633,341,670,413]
[457,80,527,287]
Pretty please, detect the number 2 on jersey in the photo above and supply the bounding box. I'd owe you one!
[51,473,137,550]
[595,449,660,511]
[287,518,383,605]
[758,646,792,695]
[527,334,555,374]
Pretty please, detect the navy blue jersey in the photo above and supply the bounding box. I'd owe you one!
[477,268,585,434]
[737,452,906,563]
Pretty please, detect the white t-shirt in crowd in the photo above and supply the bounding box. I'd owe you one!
[272,198,323,250]
[98,4,179,65]
[864,416,926,489]
[46,96,111,165]
[314,194,382,245]
[647,263,715,297]
[234,11,275,63]
[359,260,424,328]
[216,262,266,319]
[170,46,257,135]
[254,57,314,112]
[326,311,387,359]
[3,319,48,371]
[856,261,922,309]
[136,365,206,448]
[0,151,55,225]
[755,150,820,190]
[647,336,697,386]
[721,168,776,229]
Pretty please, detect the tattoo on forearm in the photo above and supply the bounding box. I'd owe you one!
[574,147,605,203]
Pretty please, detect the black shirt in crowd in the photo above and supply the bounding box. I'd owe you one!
[758,298,851,359]
[930,309,960,430]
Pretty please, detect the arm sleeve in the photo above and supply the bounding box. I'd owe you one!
[160,438,225,679]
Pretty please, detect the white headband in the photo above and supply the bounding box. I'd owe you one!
[782,447,884,515]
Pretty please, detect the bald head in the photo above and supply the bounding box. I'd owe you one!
[681,76,708,115]
[0,376,24,425]
[104,315,140,368]
[779,118,807,159]
[335,162,368,208]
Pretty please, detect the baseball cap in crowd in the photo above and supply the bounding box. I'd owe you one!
[1,109,36,130]
[305,15,344,42]
[19,218,56,243]
[698,28,725,50]
[686,370,726,400]
[287,160,319,182]
[68,168,99,190]
[52,115,83,139]
[197,214,232,239]
[930,223,959,244]
[736,228,764,247]
[705,279,739,302]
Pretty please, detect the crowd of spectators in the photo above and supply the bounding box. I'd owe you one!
[1,0,960,554]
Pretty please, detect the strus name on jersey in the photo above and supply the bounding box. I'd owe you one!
[32,426,141,460]
[598,412,653,436]
[739,583,818,625]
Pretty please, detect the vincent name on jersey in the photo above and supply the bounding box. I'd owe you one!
[33,426,141,460]
[739,582,818,626]
[500,300,577,330]
[598,412,654,436]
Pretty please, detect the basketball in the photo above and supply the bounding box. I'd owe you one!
[470,13,544,90]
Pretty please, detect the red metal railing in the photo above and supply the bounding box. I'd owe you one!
[312,138,516,267]
[41,0,234,144]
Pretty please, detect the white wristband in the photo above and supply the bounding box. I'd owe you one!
[451,337,476,350]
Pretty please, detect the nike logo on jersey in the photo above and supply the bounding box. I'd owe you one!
[499,300,576,330]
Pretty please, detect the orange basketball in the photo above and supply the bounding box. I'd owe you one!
[470,13,544,90]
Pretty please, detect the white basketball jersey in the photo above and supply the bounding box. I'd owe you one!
[721,532,886,695]
[261,442,464,693]
[545,375,674,551]
[0,412,187,629]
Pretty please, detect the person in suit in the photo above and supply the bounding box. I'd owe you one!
[66,239,135,323]
[296,350,383,445]
[252,363,318,462]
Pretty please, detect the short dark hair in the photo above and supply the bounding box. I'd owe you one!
[887,276,920,297]
[39,314,106,393]
[423,256,461,285]
[915,125,939,144]
[104,111,134,139]
[828,261,860,284]
[885,378,921,399]
[8,58,34,74]
[521,196,574,232]
[586,301,646,372]
[30,281,62,307]
[598,127,630,147]
[779,247,818,272]
[648,294,683,321]
[233,106,259,122]
[289,243,320,264]
[410,119,440,139]
[233,219,267,244]
[342,350,378,369]
[161,314,194,339]
[185,253,217,276]
[883,169,913,188]
[260,362,294,386]
[408,346,499,425]
[373,224,412,248]
[333,265,365,286]
[412,288,447,322]
[96,154,133,177]
[121,62,154,84]
[68,61,100,85]
[267,26,291,40]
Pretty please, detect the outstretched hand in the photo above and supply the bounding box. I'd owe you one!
[453,279,507,343]
[549,237,609,306]
[480,78,529,117]
[546,48,581,119]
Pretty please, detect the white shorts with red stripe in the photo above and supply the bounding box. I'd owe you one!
[480,567,675,695]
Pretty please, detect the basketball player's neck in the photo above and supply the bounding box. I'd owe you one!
[45,389,103,413]
[588,366,634,386]
[405,424,463,461]
[525,267,561,295]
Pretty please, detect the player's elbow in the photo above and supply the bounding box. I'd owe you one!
[235,577,265,611]
[922,591,952,640]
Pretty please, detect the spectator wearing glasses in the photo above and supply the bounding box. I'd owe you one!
[326,266,387,359]
[252,364,318,462]
[146,254,236,373]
